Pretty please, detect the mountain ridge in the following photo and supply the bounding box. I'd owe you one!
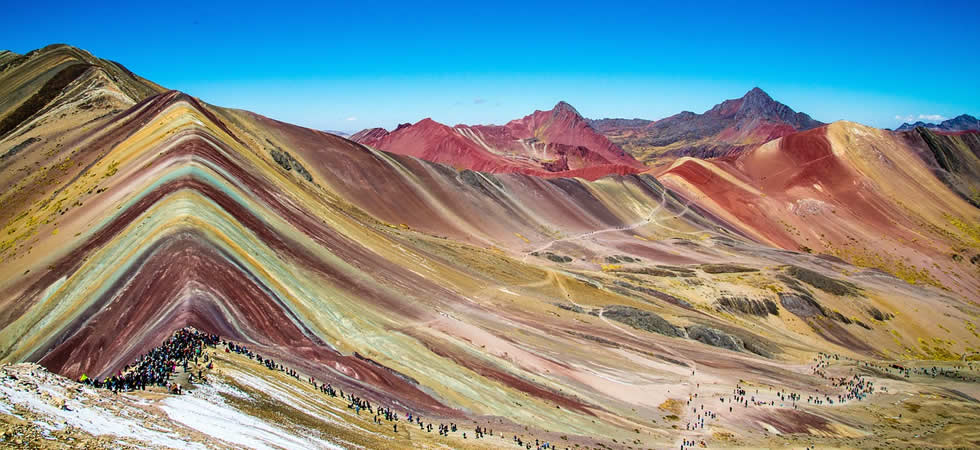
[589,87,824,163]
[351,101,645,180]
[895,113,980,133]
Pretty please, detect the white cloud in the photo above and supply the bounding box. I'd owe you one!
[473,98,487,104]
[345,116,358,121]
[895,114,947,124]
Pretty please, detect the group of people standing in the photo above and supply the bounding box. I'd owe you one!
[78,329,219,393]
[74,328,914,450]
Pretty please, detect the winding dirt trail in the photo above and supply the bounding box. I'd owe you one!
[520,189,669,262]
[519,183,749,266]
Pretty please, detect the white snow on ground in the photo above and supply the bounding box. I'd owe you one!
[225,368,362,432]
[160,379,345,450]
[1,364,358,449]
[0,398,16,416]
[0,365,203,448]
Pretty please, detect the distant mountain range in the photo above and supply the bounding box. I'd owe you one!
[353,87,828,172]
[895,114,980,133]
[351,101,645,180]
[589,87,825,163]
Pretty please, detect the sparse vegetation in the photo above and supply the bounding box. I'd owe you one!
[540,251,572,263]
[605,255,639,264]
[867,306,893,321]
[269,142,313,182]
[944,213,980,244]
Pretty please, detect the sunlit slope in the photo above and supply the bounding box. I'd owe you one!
[0,90,744,441]
[0,43,164,135]
[661,122,980,297]
[899,127,980,207]
[226,107,732,250]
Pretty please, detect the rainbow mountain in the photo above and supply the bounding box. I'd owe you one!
[1,44,979,448]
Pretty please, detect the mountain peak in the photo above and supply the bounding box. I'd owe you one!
[552,101,582,117]
[732,87,822,130]
[743,87,773,100]
[739,87,780,111]
[410,118,454,134]
[592,88,823,161]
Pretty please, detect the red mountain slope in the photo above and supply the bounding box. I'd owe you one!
[659,121,980,297]
[351,102,645,180]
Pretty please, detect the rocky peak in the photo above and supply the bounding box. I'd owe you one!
[733,87,822,129]
[552,101,582,117]
[739,87,777,111]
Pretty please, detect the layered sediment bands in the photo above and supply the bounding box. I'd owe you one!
[715,295,778,317]
[779,292,824,318]
[1,87,736,432]
[0,93,460,409]
[414,332,599,416]
[31,226,454,414]
[35,228,322,377]
[661,122,980,297]
[233,106,725,249]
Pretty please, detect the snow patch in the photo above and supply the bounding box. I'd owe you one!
[161,379,344,450]
[0,367,200,449]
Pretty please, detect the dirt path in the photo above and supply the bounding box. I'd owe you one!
[520,189,669,262]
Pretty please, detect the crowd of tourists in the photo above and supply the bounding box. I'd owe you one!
[78,328,219,394]
[675,352,895,448]
[218,331,558,448]
[73,329,939,450]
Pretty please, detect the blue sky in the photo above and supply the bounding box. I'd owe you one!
[3,0,978,132]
